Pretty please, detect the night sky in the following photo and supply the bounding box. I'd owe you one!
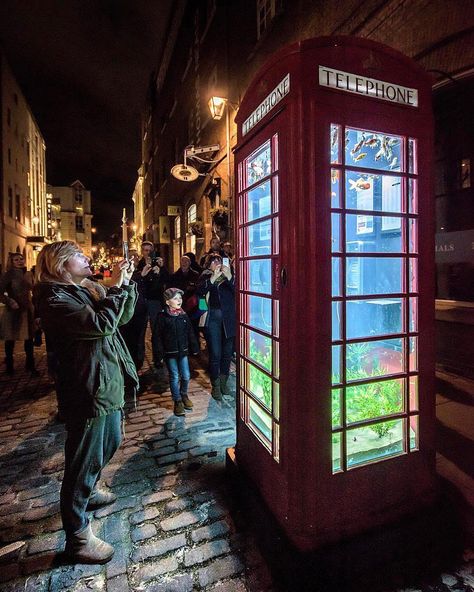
[0,0,173,241]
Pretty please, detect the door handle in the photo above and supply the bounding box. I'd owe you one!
[280,266,287,287]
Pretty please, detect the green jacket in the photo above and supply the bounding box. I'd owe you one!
[35,281,139,421]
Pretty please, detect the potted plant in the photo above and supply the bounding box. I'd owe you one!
[210,202,229,227]
[188,219,203,237]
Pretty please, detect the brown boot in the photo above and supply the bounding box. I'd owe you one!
[174,400,185,416]
[87,488,117,510]
[181,395,193,410]
[211,378,222,401]
[65,523,114,564]
[220,374,230,396]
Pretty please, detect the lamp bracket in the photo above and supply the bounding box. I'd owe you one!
[185,144,220,157]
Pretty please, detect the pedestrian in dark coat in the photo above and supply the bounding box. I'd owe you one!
[153,287,199,416]
[34,240,138,565]
[196,254,235,400]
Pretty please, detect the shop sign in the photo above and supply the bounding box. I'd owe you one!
[167,205,182,216]
[435,229,474,262]
[242,74,290,136]
[159,216,170,244]
[319,66,418,107]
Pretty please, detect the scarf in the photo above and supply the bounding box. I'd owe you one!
[167,306,185,316]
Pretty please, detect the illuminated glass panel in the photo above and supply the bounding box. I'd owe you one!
[246,362,272,410]
[346,378,404,424]
[346,172,402,212]
[409,297,418,332]
[332,388,342,428]
[332,213,342,252]
[245,180,271,222]
[409,376,419,411]
[331,168,341,207]
[409,258,418,293]
[409,416,419,451]
[332,301,342,340]
[409,219,418,253]
[247,259,272,294]
[346,338,404,379]
[346,299,403,339]
[246,220,271,255]
[247,142,271,187]
[246,295,272,334]
[409,337,418,372]
[273,341,280,378]
[332,345,342,384]
[346,215,403,252]
[273,381,280,420]
[408,177,417,213]
[332,257,341,297]
[346,419,404,469]
[247,329,272,372]
[330,124,341,164]
[408,138,417,174]
[345,128,403,172]
[346,257,403,296]
[332,432,342,473]
[249,398,272,443]
[273,217,279,254]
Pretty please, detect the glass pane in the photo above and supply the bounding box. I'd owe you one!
[273,300,279,338]
[346,172,402,212]
[273,218,279,254]
[332,213,342,252]
[346,338,404,380]
[273,422,280,461]
[332,257,341,297]
[346,419,404,469]
[409,257,418,293]
[249,399,272,443]
[272,176,279,213]
[409,337,418,372]
[248,259,272,294]
[247,362,272,410]
[409,219,418,253]
[409,297,418,332]
[331,168,341,208]
[332,388,342,427]
[247,329,272,372]
[332,346,342,384]
[273,381,280,421]
[346,378,404,423]
[273,341,279,378]
[346,257,403,296]
[247,142,271,187]
[330,124,341,164]
[246,180,271,222]
[408,178,417,213]
[346,298,402,339]
[246,220,271,255]
[408,138,417,174]
[409,415,419,451]
[332,301,342,340]
[247,295,272,334]
[409,376,419,411]
[345,128,403,172]
[346,215,403,253]
[332,432,342,473]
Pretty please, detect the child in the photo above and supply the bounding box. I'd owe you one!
[153,287,200,416]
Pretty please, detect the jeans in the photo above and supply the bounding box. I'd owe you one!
[165,356,190,401]
[204,308,234,381]
[61,410,122,535]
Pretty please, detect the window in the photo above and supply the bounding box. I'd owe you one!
[76,216,84,231]
[15,192,20,221]
[257,0,276,40]
[187,203,197,225]
[75,189,83,204]
[8,187,13,218]
[331,124,419,473]
[174,215,181,240]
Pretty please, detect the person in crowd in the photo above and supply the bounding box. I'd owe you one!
[196,254,235,400]
[184,251,203,275]
[0,253,38,376]
[119,251,148,372]
[153,287,199,416]
[199,237,225,267]
[34,240,137,565]
[172,255,200,312]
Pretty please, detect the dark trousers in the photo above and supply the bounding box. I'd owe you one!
[5,339,35,370]
[61,410,122,536]
[165,356,191,401]
[204,309,234,381]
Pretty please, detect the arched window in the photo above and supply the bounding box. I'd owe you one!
[187,204,197,226]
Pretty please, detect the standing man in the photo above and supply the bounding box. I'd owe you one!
[199,236,225,267]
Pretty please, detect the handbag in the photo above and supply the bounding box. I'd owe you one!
[198,296,208,311]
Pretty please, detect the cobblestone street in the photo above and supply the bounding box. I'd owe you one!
[0,340,472,591]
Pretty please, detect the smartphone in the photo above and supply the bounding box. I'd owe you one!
[222,257,230,267]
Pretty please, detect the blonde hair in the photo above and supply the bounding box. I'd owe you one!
[36,240,82,284]
[6,252,25,271]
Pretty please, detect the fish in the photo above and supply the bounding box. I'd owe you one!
[375,146,384,161]
[331,126,338,149]
[350,134,366,155]
[349,178,371,191]
[250,161,264,177]
[388,138,400,147]
[331,169,339,184]
[389,156,398,169]
[364,136,379,148]
[354,152,367,162]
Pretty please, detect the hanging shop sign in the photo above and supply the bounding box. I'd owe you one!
[167,205,182,216]
[159,216,170,244]
[319,66,418,107]
[242,74,290,136]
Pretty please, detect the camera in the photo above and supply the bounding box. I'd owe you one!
[150,253,161,266]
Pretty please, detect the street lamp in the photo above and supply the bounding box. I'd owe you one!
[208,96,227,120]
[91,227,97,234]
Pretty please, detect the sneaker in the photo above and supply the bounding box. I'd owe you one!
[174,400,185,416]
[181,395,193,410]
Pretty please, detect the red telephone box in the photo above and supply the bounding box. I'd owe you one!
[231,36,436,550]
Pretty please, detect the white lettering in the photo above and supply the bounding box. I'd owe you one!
[318,66,418,107]
[242,74,290,136]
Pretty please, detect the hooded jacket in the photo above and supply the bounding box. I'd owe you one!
[34,281,139,422]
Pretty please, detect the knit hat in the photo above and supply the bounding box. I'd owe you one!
[164,287,184,301]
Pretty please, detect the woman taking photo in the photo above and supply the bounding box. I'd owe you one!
[197,254,235,400]
[0,252,37,376]
[34,240,138,564]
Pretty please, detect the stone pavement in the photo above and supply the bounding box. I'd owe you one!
[0,339,472,592]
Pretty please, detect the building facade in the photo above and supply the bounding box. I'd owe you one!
[0,51,48,271]
[47,180,93,257]
[137,0,474,374]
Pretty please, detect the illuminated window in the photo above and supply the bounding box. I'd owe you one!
[174,215,181,240]
[187,203,197,225]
